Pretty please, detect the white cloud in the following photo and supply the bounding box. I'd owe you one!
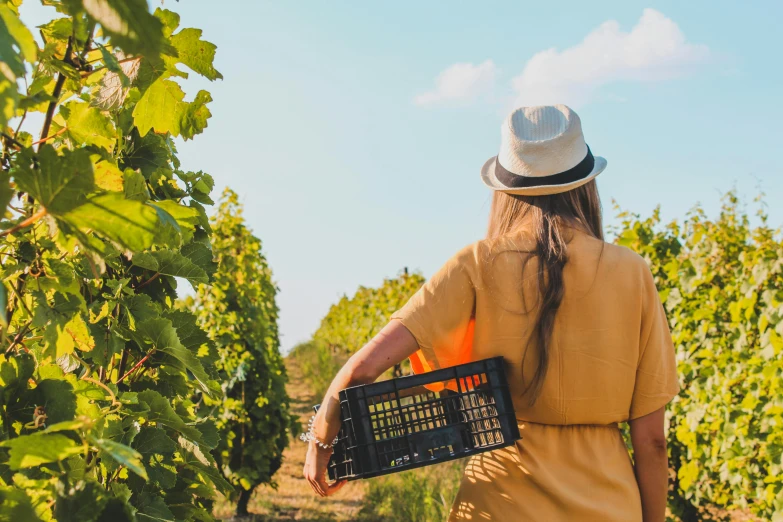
[414,60,496,106]
[415,9,709,109]
[512,9,709,107]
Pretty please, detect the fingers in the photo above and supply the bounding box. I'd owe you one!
[304,467,326,496]
[303,443,345,497]
[314,475,346,497]
[303,467,345,497]
[326,479,347,496]
[310,476,326,497]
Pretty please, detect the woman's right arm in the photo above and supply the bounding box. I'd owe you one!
[629,407,668,522]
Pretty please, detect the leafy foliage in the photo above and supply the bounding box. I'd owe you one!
[188,189,293,517]
[614,193,780,521]
[0,2,236,520]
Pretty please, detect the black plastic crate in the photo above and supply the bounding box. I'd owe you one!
[320,356,520,481]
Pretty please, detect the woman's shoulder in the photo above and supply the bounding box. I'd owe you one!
[446,234,536,267]
[444,231,652,280]
[571,232,653,280]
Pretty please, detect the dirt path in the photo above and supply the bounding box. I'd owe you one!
[216,357,366,521]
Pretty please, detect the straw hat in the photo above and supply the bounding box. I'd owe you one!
[480,105,606,196]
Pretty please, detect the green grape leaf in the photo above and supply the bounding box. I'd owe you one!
[95,497,134,522]
[193,419,219,450]
[109,483,131,504]
[132,78,185,137]
[135,491,175,522]
[0,433,82,469]
[146,200,182,247]
[163,310,210,352]
[104,417,140,447]
[170,28,222,81]
[18,90,54,111]
[25,378,77,425]
[182,457,233,496]
[122,294,160,326]
[59,102,116,150]
[87,323,124,367]
[91,160,124,192]
[132,427,177,457]
[123,169,149,201]
[180,242,217,279]
[59,193,160,252]
[41,419,86,434]
[132,79,212,140]
[39,17,73,41]
[178,90,212,140]
[54,479,107,522]
[136,390,205,444]
[175,170,214,205]
[0,79,18,127]
[0,4,37,80]
[12,145,95,216]
[89,436,148,480]
[80,0,164,58]
[149,200,199,244]
[132,249,209,285]
[136,318,211,395]
[0,353,35,387]
[153,8,180,38]
[0,486,42,522]
[122,131,171,178]
[146,457,177,489]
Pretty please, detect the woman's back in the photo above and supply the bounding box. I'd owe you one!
[392,229,679,521]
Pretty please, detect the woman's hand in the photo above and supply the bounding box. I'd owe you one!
[303,440,346,497]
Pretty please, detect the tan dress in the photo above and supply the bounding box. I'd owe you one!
[391,228,680,522]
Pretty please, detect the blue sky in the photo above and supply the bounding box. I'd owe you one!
[19,1,783,352]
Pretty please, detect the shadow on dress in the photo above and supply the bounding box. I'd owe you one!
[450,444,529,521]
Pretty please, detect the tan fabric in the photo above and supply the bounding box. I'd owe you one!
[391,228,680,522]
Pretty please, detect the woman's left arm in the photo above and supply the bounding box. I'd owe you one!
[303,320,420,497]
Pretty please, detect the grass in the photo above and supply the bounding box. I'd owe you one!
[356,461,463,522]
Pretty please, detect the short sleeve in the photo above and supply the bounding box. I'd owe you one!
[629,266,680,420]
[391,252,476,373]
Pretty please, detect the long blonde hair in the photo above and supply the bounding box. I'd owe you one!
[486,180,603,404]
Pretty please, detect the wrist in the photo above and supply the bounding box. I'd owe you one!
[299,414,339,449]
[309,438,333,453]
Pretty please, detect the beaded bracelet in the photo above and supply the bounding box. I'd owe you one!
[299,414,339,449]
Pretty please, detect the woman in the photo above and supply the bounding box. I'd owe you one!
[303,105,679,521]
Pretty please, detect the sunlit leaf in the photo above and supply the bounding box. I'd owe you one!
[89,436,148,480]
[12,145,95,215]
[0,3,37,80]
[59,101,116,150]
[132,78,212,139]
[80,0,164,58]
[170,28,222,81]
[60,193,160,252]
[0,433,82,469]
